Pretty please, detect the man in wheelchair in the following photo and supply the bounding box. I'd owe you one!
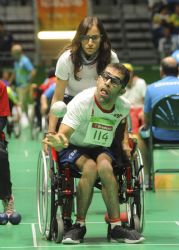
[44,63,145,244]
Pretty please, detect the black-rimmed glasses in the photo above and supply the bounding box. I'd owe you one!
[100,71,124,88]
[80,34,102,42]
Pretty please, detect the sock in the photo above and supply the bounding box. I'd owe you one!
[76,219,85,227]
[110,219,121,229]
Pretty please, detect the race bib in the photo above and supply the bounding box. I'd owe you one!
[83,116,115,147]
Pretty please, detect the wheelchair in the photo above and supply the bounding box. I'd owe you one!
[36,137,145,243]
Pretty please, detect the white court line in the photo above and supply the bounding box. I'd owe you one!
[24,150,29,157]
[31,223,37,247]
[19,220,179,225]
[146,220,179,223]
[1,243,179,249]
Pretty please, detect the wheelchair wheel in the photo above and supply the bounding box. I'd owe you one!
[37,149,65,243]
[36,150,55,240]
[51,214,64,243]
[126,148,145,233]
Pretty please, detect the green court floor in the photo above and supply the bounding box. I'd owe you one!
[0,128,179,250]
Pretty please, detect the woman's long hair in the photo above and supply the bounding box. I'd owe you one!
[61,16,112,80]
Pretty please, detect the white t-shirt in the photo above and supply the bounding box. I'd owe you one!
[122,77,147,108]
[55,50,119,97]
[62,87,130,147]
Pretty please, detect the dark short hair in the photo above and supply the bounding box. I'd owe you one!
[105,63,130,88]
[47,67,55,78]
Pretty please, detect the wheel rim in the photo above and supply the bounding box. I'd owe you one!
[136,148,145,232]
[37,150,49,236]
[45,152,56,240]
[126,148,145,232]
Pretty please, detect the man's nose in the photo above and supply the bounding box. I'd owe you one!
[105,79,111,87]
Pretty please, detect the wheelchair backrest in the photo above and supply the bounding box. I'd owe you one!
[152,94,179,130]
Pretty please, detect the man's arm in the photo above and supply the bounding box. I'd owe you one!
[44,123,74,151]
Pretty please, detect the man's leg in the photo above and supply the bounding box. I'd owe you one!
[0,119,14,214]
[97,153,145,244]
[0,153,12,202]
[62,156,98,244]
[76,158,98,220]
[96,153,119,219]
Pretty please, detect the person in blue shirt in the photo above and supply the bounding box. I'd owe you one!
[11,44,36,114]
[139,56,179,180]
[144,56,179,141]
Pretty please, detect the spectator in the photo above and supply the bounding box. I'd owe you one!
[0,19,14,68]
[40,83,56,116]
[28,67,57,130]
[1,68,13,87]
[11,44,36,115]
[148,0,168,13]
[169,3,179,34]
[122,63,147,135]
[158,23,178,59]
[44,63,144,244]
[139,56,179,177]
[151,4,170,48]
[1,68,20,111]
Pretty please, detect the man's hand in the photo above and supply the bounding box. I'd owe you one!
[42,133,69,151]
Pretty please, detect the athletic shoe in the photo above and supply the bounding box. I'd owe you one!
[2,196,14,216]
[62,223,86,244]
[107,224,145,244]
[63,218,73,233]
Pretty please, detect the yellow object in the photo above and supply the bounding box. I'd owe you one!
[155,174,179,190]
[123,63,134,72]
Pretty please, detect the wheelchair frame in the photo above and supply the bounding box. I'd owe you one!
[36,139,145,243]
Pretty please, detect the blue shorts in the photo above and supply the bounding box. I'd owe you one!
[58,144,116,171]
